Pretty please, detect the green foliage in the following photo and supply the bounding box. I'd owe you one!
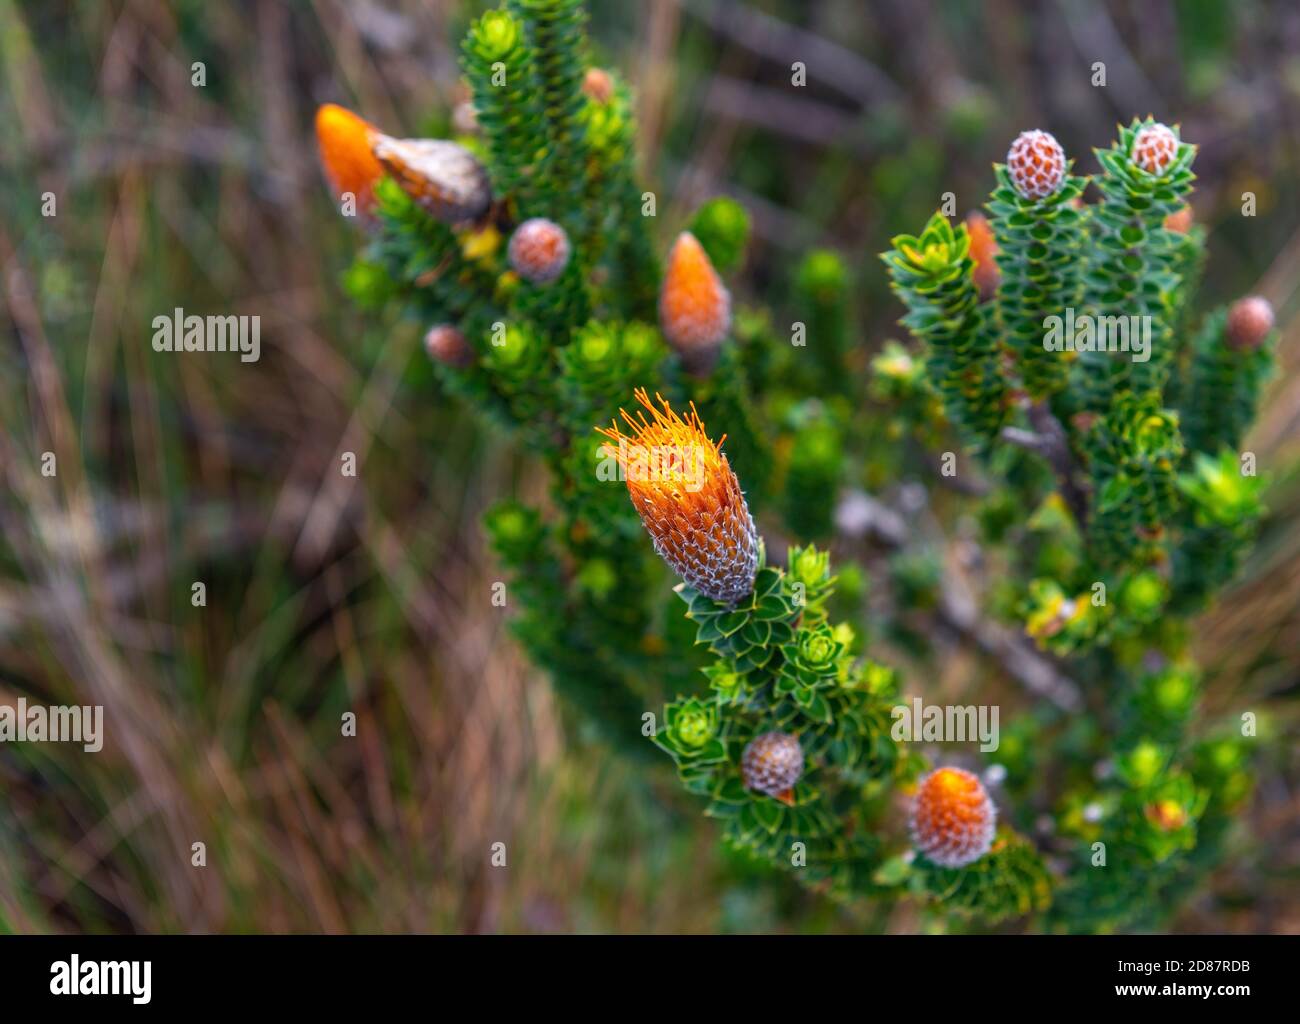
[1181,307,1275,455]
[912,831,1053,924]
[462,10,547,214]
[508,0,591,235]
[1074,118,1197,410]
[1170,449,1267,611]
[794,248,852,394]
[781,416,841,541]
[987,163,1088,398]
[883,212,1009,446]
[689,197,752,274]
[343,3,1264,933]
[1086,391,1183,568]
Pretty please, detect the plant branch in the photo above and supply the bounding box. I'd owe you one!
[1002,402,1090,529]
[838,491,1084,712]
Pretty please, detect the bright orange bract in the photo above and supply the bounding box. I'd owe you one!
[965,211,1000,301]
[659,232,731,372]
[314,103,384,219]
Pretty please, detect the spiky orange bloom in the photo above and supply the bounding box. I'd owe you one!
[910,766,996,868]
[659,232,731,374]
[965,211,999,301]
[315,103,385,219]
[596,388,758,605]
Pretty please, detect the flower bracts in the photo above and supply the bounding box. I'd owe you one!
[596,390,758,605]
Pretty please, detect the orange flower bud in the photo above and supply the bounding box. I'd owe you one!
[1132,122,1179,176]
[1006,129,1066,200]
[424,324,473,368]
[507,217,571,284]
[910,766,996,868]
[1145,799,1188,832]
[315,103,385,221]
[1225,295,1275,351]
[1164,204,1193,234]
[582,67,614,104]
[965,211,999,301]
[659,232,731,374]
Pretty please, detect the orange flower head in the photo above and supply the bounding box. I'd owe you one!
[1132,122,1179,176]
[371,134,492,225]
[508,217,571,284]
[911,766,996,868]
[1225,295,1274,351]
[742,732,803,804]
[965,211,999,301]
[315,103,385,220]
[596,388,758,605]
[1006,129,1066,200]
[659,232,731,374]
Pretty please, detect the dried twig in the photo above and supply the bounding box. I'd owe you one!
[840,490,1084,712]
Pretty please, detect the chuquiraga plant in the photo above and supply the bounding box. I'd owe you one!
[880,121,1271,930]
[321,0,1268,931]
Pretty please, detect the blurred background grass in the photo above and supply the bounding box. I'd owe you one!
[0,0,1295,933]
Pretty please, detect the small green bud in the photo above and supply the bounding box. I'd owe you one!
[669,698,716,749]
[788,545,830,588]
[797,249,848,299]
[688,197,751,273]
[471,10,520,60]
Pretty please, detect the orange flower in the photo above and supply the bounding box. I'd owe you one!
[659,232,731,374]
[315,103,384,220]
[965,211,999,301]
[596,389,758,605]
[910,766,996,868]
